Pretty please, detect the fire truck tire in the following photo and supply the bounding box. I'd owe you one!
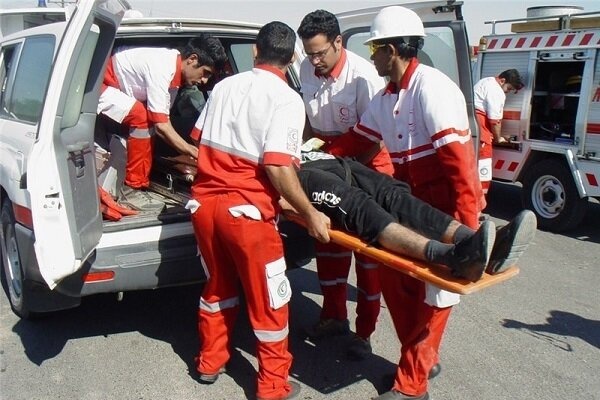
[0,199,32,319]
[521,159,588,232]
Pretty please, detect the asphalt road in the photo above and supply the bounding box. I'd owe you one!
[1,181,599,400]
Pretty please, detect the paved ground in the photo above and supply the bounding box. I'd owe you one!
[1,181,599,400]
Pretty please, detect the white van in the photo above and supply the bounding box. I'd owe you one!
[0,0,473,318]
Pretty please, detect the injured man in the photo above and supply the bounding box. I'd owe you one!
[281,151,536,282]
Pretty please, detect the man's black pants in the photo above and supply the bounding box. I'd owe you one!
[298,158,455,244]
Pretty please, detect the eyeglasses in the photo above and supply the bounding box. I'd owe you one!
[304,43,333,61]
[368,43,387,56]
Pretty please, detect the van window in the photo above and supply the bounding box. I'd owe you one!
[229,43,254,73]
[4,35,55,124]
[345,26,460,85]
[0,44,18,117]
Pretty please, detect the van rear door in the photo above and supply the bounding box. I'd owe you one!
[335,1,477,138]
[27,0,126,288]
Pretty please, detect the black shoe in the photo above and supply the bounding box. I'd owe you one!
[487,210,536,274]
[305,318,350,339]
[197,366,226,384]
[372,390,429,400]
[257,381,301,400]
[450,220,495,282]
[428,363,441,379]
[347,334,372,361]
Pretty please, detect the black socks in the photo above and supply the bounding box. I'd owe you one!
[424,240,455,265]
[452,225,474,244]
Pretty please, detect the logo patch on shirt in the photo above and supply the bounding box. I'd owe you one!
[287,128,299,153]
[311,190,341,206]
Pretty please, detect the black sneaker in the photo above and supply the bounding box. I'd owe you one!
[197,366,226,385]
[118,184,165,212]
[372,389,429,399]
[428,363,441,379]
[487,210,537,274]
[450,220,496,282]
[305,318,350,339]
[347,334,372,361]
[257,381,301,400]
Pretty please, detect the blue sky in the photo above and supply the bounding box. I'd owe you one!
[1,0,598,45]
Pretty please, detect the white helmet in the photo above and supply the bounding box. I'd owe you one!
[364,6,425,44]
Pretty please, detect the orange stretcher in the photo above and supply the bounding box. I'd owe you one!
[284,213,519,295]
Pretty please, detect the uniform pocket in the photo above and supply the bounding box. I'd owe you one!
[265,257,291,310]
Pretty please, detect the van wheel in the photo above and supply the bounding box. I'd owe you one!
[1,200,31,319]
[521,159,588,232]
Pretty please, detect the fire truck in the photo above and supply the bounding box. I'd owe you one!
[473,6,600,232]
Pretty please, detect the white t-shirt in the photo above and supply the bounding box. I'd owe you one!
[473,76,505,121]
[300,48,385,140]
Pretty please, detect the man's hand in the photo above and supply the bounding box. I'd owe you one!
[304,209,331,243]
[185,143,199,159]
[494,136,507,144]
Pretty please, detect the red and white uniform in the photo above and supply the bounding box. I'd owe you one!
[97,47,182,189]
[350,59,482,397]
[474,76,506,194]
[190,65,303,400]
[300,48,390,340]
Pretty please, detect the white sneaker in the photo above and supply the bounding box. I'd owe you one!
[118,185,165,212]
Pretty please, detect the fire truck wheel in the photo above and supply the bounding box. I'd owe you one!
[0,199,32,319]
[521,159,588,232]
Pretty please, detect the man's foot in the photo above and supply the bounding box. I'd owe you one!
[257,381,301,400]
[197,366,226,385]
[305,318,350,339]
[487,210,537,274]
[347,334,372,360]
[119,184,165,212]
[372,390,429,399]
[428,363,441,379]
[450,220,496,282]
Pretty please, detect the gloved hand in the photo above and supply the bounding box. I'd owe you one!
[99,186,138,221]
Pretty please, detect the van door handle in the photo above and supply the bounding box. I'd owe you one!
[573,52,590,60]
[66,142,90,178]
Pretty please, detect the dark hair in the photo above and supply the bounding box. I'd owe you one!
[297,9,340,42]
[181,34,227,71]
[255,21,296,67]
[375,36,423,60]
[499,69,524,89]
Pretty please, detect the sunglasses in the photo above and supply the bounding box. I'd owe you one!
[368,43,387,56]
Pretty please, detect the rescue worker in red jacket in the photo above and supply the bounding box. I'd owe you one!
[328,6,484,399]
[189,22,330,400]
[97,35,226,211]
[473,69,523,197]
[297,9,393,360]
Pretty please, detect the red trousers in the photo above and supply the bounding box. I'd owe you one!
[191,193,293,399]
[99,84,153,189]
[315,242,381,339]
[379,266,451,396]
[476,112,494,197]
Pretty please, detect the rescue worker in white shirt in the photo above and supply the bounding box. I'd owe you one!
[327,6,485,399]
[97,35,227,212]
[297,9,393,360]
[189,22,330,400]
[473,69,523,197]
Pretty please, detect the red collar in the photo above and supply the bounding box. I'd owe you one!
[384,58,419,94]
[255,64,287,82]
[314,47,347,80]
[171,55,182,88]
